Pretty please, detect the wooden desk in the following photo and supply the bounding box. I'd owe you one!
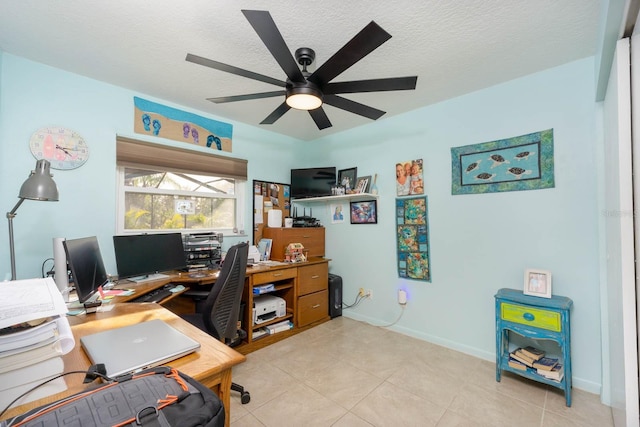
[1,303,245,427]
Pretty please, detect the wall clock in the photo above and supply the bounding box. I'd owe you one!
[29,126,89,170]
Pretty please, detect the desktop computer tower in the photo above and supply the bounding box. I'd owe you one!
[328,274,342,318]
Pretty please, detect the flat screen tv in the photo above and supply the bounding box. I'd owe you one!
[63,236,110,303]
[290,167,336,199]
[113,233,187,282]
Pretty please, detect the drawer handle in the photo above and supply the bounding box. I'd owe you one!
[303,235,311,238]
[272,273,283,277]
[523,312,535,321]
[312,304,320,309]
[311,275,319,279]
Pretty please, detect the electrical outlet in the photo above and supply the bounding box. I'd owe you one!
[366,289,372,299]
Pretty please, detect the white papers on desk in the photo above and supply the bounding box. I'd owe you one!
[0,357,66,410]
[0,277,68,329]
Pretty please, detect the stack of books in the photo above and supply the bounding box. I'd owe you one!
[508,346,563,381]
[0,278,73,410]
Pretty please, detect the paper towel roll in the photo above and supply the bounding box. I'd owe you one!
[53,238,69,292]
[267,209,283,228]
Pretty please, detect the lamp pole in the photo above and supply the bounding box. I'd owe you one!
[7,198,26,281]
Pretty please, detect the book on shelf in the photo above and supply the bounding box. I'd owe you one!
[266,320,293,335]
[509,349,534,367]
[253,283,275,295]
[520,346,545,361]
[508,358,528,371]
[532,356,559,371]
[537,363,564,381]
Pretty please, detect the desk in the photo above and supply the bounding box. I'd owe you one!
[107,258,331,353]
[1,303,245,427]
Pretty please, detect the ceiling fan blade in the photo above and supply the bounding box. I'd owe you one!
[207,91,285,103]
[323,94,386,120]
[242,10,306,83]
[186,53,285,87]
[308,107,332,130]
[260,102,291,125]
[308,21,391,87]
[324,76,417,94]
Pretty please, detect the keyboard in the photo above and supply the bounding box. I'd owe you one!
[131,285,174,303]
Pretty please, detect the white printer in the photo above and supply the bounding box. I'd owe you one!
[253,295,286,325]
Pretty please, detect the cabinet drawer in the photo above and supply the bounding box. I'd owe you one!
[298,263,328,296]
[252,268,297,285]
[298,290,328,327]
[500,302,561,332]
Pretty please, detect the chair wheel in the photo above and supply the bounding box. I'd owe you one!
[241,391,250,404]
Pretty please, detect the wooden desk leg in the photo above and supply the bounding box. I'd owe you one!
[219,370,233,427]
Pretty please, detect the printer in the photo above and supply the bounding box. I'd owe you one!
[253,295,286,325]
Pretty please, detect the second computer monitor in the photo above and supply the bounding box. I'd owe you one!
[113,233,187,281]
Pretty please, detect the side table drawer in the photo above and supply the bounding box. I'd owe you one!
[500,302,561,332]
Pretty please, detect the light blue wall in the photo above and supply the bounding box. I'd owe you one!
[0,53,298,278]
[300,57,602,393]
[0,53,603,394]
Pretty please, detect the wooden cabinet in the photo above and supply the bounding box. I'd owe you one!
[263,227,325,261]
[238,258,330,354]
[495,288,573,406]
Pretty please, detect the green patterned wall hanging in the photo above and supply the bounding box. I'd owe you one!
[396,196,430,282]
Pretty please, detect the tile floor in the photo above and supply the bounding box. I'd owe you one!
[229,316,613,427]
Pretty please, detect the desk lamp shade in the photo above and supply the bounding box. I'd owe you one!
[19,159,59,201]
[7,159,59,280]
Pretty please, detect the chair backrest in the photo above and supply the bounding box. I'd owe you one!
[201,242,249,342]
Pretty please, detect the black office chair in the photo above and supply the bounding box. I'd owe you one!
[181,242,251,404]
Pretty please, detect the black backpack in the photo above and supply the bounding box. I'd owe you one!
[4,367,224,427]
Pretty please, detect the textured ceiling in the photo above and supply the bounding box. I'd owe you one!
[0,0,601,141]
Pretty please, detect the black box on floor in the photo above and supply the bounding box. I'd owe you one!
[328,274,342,318]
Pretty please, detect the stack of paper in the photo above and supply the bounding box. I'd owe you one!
[0,278,73,410]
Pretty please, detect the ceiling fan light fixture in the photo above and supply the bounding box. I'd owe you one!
[286,82,323,110]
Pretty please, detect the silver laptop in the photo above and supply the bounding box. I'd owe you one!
[80,319,201,377]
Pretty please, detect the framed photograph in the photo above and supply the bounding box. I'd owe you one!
[338,167,357,192]
[355,176,371,193]
[331,203,346,224]
[350,200,377,224]
[523,269,552,298]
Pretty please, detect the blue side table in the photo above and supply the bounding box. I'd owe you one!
[495,288,573,406]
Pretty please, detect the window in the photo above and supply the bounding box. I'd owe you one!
[115,137,247,235]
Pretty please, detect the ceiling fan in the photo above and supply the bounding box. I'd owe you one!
[186,9,418,130]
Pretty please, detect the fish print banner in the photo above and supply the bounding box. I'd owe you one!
[450,129,554,195]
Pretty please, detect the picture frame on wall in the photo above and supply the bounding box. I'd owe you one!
[523,268,552,298]
[350,200,377,224]
[355,176,371,193]
[338,167,357,192]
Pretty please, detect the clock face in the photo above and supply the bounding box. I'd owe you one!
[29,126,89,170]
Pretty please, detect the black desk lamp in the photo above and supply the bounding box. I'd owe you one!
[6,160,59,280]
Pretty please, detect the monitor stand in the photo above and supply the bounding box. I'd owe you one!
[128,273,170,283]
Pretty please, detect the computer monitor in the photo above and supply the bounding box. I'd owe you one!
[63,236,109,303]
[112,233,187,281]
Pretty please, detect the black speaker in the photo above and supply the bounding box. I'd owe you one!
[328,274,342,318]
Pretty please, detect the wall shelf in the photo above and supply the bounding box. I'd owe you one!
[291,193,378,203]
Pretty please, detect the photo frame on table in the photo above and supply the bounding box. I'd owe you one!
[350,200,377,224]
[355,176,371,193]
[523,268,552,298]
[338,167,357,192]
